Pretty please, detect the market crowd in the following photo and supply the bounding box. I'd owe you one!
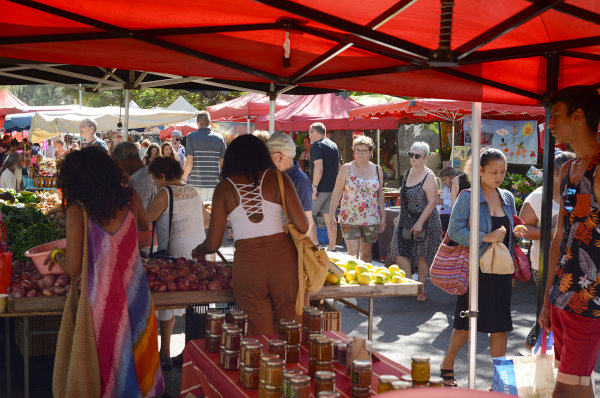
[12,84,596,397]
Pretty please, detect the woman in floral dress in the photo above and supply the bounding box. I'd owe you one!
[329,136,385,262]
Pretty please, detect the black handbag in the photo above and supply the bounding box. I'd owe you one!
[149,186,174,259]
[400,169,427,242]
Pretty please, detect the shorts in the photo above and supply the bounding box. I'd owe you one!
[312,191,332,216]
[550,303,600,385]
[194,187,215,202]
[156,308,185,322]
[341,224,379,243]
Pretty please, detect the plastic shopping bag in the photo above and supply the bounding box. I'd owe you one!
[493,330,556,397]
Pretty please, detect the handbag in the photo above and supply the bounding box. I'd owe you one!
[53,203,101,398]
[429,234,470,295]
[480,241,514,274]
[493,330,556,397]
[512,215,532,282]
[149,185,174,259]
[275,170,330,315]
[401,212,427,242]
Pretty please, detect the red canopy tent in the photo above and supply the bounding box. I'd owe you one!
[206,92,297,120]
[254,93,397,131]
[0,88,27,128]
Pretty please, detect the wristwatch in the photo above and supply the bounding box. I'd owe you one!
[312,184,318,188]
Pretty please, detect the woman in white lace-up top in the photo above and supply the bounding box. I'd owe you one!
[193,135,308,335]
[146,156,208,370]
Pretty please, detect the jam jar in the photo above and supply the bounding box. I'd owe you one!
[288,375,311,398]
[315,337,333,361]
[337,342,347,366]
[284,322,301,345]
[258,381,281,398]
[307,309,323,331]
[224,327,242,350]
[309,359,333,378]
[232,313,248,336]
[223,349,240,371]
[205,332,220,353]
[400,375,412,384]
[259,354,279,381]
[282,369,303,397]
[411,356,430,384]
[317,392,341,398]
[308,333,325,358]
[220,323,237,346]
[264,358,285,386]
[242,343,263,368]
[314,371,336,396]
[377,375,399,393]
[218,345,226,366]
[240,338,260,365]
[428,376,444,387]
[226,308,243,323]
[278,319,294,340]
[240,366,259,389]
[351,360,372,388]
[207,312,226,335]
[268,339,286,360]
[391,380,412,390]
[351,385,371,398]
[285,344,300,363]
[302,306,317,327]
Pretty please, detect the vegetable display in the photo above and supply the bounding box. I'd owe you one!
[142,256,232,292]
[9,259,72,297]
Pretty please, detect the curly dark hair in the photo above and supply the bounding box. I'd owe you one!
[144,143,160,162]
[148,156,183,181]
[57,147,131,225]
[221,134,274,187]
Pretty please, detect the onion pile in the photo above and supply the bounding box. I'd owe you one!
[9,260,72,297]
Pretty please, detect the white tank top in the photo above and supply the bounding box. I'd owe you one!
[227,170,284,241]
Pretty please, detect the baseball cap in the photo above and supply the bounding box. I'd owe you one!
[266,133,296,158]
[171,130,182,138]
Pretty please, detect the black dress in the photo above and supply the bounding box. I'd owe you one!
[453,215,513,333]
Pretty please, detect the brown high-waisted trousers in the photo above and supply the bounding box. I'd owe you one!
[233,232,301,335]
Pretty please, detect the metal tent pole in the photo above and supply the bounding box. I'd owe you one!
[123,89,130,141]
[377,129,381,166]
[451,120,455,167]
[247,116,251,135]
[269,83,275,134]
[468,102,482,389]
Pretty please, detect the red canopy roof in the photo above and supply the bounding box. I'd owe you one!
[0,1,598,105]
[0,89,26,112]
[254,93,397,131]
[206,92,296,120]
[349,99,546,124]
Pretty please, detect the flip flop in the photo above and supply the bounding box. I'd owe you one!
[440,368,458,387]
[416,292,427,302]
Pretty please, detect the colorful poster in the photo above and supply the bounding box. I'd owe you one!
[452,145,471,170]
[463,118,538,164]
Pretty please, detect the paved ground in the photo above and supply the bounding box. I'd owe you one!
[3,236,599,397]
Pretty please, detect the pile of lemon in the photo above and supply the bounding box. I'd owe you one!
[326,258,407,286]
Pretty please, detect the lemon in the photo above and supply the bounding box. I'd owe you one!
[390,275,402,284]
[357,273,373,285]
[389,264,400,273]
[374,274,386,284]
[375,267,387,274]
[346,260,359,271]
[345,270,357,283]
[378,270,391,281]
[396,270,406,278]
[364,262,374,270]
[326,273,340,285]
[355,264,369,275]
[348,279,359,285]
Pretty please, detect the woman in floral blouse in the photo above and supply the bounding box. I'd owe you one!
[328,135,385,262]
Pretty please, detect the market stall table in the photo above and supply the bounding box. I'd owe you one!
[180,331,410,398]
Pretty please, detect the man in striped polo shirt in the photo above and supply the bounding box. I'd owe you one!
[182,111,227,202]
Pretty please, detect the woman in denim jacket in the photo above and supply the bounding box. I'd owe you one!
[439,148,527,387]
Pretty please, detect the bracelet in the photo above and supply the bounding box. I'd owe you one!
[51,248,65,263]
[312,184,318,188]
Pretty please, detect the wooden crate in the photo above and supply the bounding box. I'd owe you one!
[311,300,341,332]
[15,315,62,357]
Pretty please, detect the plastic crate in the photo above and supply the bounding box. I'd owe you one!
[15,315,62,357]
[185,302,237,343]
[317,227,328,244]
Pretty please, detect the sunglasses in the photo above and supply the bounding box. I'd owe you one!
[408,152,423,159]
[174,138,181,141]
[564,184,577,212]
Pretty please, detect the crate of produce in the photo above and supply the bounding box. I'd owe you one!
[310,300,341,331]
[15,315,62,357]
[185,302,237,343]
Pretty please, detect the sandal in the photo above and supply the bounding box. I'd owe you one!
[440,368,458,387]
[416,292,427,302]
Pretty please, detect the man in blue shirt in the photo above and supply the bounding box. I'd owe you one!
[267,133,316,243]
[79,118,108,152]
[182,111,226,202]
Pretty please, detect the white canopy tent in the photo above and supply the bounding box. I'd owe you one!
[30,106,197,134]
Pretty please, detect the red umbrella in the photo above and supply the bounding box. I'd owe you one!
[206,92,296,120]
[160,124,197,140]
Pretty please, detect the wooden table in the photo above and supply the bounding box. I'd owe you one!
[180,331,410,398]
